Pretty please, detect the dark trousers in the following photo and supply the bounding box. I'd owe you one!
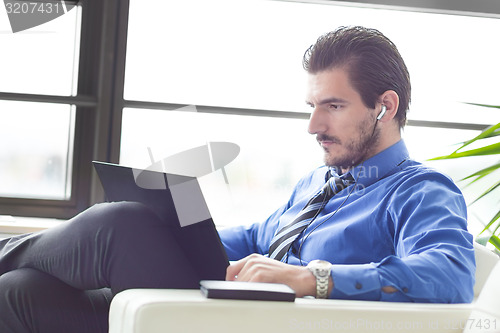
[0,201,201,333]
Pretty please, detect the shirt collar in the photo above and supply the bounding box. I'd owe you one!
[329,139,410,188]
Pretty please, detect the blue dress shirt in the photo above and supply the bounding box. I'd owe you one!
[218,140,475,303]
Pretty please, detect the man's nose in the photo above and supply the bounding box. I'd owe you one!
[308,108,327,135]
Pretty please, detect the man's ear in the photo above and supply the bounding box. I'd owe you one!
[378,90,399,122]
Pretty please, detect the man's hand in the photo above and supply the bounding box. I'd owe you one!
[226,254,396,298]
[225,254,327,298]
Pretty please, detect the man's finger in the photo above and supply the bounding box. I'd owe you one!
[225,254,265,281]
[225,256,249,281]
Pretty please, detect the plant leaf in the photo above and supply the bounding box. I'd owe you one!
[479,209,500,235]
[492,220,500,234]
[431,142,500,160]
[461,162,500,184]
[457,103,500,153]
[470,180,500,205]
[489,235,500,252]
[428,121,499,160]
[464,103,500,109]
[452,122,500,154]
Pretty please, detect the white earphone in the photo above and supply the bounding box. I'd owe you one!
[377,105,387,120]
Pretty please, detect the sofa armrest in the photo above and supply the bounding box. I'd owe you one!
[109,289,474,333]
[464,262,500,333]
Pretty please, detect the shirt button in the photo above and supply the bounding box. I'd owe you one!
[355,282,363,290]
[402,287,409,293]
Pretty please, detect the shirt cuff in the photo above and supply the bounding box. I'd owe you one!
[330,263,382,300]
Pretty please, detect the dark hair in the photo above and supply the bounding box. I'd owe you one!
[303,26,411,128]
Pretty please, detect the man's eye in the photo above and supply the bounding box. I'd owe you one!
[329,104,340,110]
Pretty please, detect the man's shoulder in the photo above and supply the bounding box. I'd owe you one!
[388,159,462,194]
[399,159,455,181]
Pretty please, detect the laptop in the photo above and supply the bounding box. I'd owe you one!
[92,161,229,282]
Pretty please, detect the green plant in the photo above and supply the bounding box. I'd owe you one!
[430,103,500,251]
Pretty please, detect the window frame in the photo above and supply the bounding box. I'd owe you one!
[281,0,500,18]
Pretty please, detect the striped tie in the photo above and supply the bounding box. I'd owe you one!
[268,172,353,262]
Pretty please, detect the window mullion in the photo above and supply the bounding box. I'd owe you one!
[0,92,97,107]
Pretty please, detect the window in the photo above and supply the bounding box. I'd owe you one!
[0,1,110,219]
[0,101,75,200]
[0,6,79,199]
[121,0,500,228]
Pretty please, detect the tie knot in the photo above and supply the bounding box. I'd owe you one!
[324,174,354,197]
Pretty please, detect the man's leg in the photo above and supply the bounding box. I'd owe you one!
[0,201,201,294]
[0,268,112,333]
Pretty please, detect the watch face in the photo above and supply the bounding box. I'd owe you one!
[313,260,331,269]
[308,260,332,276]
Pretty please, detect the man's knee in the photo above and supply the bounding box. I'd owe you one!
[0,269,50,332]
[0,268,38,301]
[75,201,163,234]
[0,268,75,308]
[0,269,111,333]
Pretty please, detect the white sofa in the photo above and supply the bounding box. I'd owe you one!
[109,243,500,333]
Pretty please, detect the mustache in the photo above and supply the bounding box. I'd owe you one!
[316,134,341,144]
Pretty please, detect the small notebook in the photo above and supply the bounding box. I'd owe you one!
[200,280,296,302]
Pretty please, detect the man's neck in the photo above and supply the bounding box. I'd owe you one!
[340,132,402,175]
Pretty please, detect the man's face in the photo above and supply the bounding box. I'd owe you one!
[306,67,380,171]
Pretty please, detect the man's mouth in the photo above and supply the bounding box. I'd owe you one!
[316,135,339,148]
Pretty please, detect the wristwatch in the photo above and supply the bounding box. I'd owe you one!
[307,259,333,299]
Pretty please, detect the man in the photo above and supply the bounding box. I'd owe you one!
[221,26,475,302]
[0,26,474,332]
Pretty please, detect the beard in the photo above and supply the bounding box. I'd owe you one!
[318,117,380,171]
